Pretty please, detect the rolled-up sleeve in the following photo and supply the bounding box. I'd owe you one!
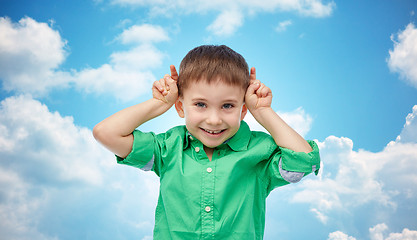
[279,140,320,175]
[116,130,156,171]
[263,140,320,194]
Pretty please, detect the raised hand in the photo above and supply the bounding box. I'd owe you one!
[245,67,273,113]
[152,65,179,105]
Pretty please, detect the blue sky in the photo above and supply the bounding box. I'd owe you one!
[0,0,416,239]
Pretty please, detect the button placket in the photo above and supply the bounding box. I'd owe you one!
[190,139,206,162]
[201,162,215,238]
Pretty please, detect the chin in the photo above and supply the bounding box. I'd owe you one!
[203,142,220,149]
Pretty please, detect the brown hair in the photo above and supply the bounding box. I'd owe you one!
[178,45,249,96]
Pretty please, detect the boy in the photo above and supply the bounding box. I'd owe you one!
[93,45,320,239]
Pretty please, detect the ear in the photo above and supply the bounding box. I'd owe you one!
[240,104,248,120]
[175,99,185,118]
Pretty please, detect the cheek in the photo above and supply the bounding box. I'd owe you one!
[184,109,200,124]
[224,112,243,125]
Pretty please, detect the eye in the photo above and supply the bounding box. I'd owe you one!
[195,102,207,108]
[222,103,234,109]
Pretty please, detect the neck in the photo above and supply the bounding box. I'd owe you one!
[204,146,214,161]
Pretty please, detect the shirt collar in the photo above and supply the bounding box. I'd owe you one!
[183,120,251,152]
[225,120,251,151]
[183,131,192,150]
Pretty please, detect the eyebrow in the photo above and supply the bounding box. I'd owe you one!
[191,98,239,103]
[222,99,239,103]
[191,98,208,102]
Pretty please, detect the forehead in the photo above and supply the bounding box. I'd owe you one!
[182,80,245,101]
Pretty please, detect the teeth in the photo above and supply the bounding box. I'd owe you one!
[204,129,222,134]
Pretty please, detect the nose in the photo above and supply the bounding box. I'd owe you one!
[206,109,222,125]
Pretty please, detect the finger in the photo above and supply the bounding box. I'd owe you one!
[258,84,271,97]
[164,74,175,91]
[152,83,166,102]
[170,65,179,82]
[159,77,169,95]
[166,75,178,95]
[256,83,266,97]
[153,80,164,92]
[246,81,261,96]
[250,67,256,81]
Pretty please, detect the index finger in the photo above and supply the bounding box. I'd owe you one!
[170,65,179,82]
[250,67,256,81]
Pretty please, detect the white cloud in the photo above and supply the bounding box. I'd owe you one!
[332,223,417,240]
[0,167,51,240]
[388,23,417,89]
[385,228,417,240]
[311,207,328,224]
[73,23,169,101]
[0,17,168,102]
[74,43,165,101]
[245,107,313,137]
[0,95,105,238]
[117,24,169,44]
[328,231,357,240]
[279,107,313,137]
[0,95,106,185]
[74,64,155,102]
[0,16,71,95]
[370,223,389,240]
[395,105,417,143]
[289,105,417,224]
[276,20,293,32]
[109,0,335,37]
[297,0,335,17]
[0,95,159,239]
[110,43,166,71]
[72,26,169,101]
[207,9,244,37]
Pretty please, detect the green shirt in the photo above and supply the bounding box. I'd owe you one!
[117,121,320,240]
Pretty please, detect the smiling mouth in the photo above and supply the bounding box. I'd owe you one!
[201,128,226,135]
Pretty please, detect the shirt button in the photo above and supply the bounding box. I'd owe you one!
[189,136,193,140]
[205,206,211,212]
[195,147,200,152]
[207,167,212,173]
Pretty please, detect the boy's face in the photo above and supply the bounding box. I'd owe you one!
[175,79,247,150]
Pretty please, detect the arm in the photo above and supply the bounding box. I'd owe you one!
[245,67,312,153]
[93,65,179,158]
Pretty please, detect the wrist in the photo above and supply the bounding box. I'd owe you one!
[249,106,274,121]
[149,98,175,115]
